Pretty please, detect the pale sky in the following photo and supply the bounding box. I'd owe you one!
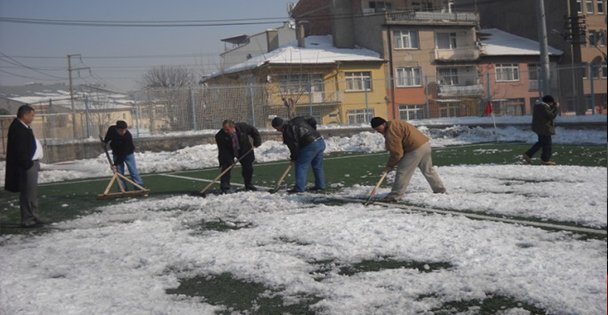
[0,0,296,91]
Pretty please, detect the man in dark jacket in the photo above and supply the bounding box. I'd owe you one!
[103,120,144,189]
[5,105,44,227]
[271,116,326,193]
[523,95,559,165]
[215,120,261,193]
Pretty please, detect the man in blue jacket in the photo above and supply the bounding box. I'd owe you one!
[272,116,326,193]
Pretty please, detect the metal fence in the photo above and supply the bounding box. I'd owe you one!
[1,63,606,156]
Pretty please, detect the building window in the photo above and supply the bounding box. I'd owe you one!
[598,0,605,13]
[495,64,520,82]
[345,72,372,91]
[438,102,460,117]
[528,64,539,90]
[576,0,582,13]
[347,108,374,125]
[588,30,599,46]
[493,98,526,116]
[396,67,422,87]
[399,104,425,120]
[598,30,607,46]
[279,74,324,94]
[586,0,595,13]
[602,63,608,78]
[582,62,589,79]
[437,68,459,85]
[369,1,392,12]
[436,32,457,49]
[394,30,419,49]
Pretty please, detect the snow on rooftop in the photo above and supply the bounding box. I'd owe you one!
[480,28,563,56]
[214,35,383,77]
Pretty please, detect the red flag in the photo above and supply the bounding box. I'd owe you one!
[484,101,493,116]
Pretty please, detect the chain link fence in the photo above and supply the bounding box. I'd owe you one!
[1,63,606,158]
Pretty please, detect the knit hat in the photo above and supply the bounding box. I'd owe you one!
[370,117,386,128]
[116,120,128,129]
[541,95,555,104]
[271,117,284,128]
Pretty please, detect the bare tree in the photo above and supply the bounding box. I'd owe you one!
[142,65,194,88]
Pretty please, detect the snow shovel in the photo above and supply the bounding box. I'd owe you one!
[268,162,293,193]
[197,147,254,197]
[97,137,149,200]
[364,171,388,206]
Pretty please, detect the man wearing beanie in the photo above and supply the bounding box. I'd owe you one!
[103,120,144,190]
[371,117,445,202]
[272,115,326,193]
[523,95,559,165]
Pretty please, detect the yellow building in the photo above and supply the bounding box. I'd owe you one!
[204,35,387,127]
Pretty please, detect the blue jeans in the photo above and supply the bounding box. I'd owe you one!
[294,139,326,192]
[114,153,144,190]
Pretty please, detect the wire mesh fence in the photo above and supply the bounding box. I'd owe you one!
[1,63,606,158]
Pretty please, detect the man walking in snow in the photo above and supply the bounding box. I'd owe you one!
[371,117,445,202]
[215,120,261,193]
[271,116,326,193]
[523,95,559,165]
[4,105,45,227]
[103,120,145,190]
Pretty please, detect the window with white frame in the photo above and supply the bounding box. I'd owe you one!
[395,67,422,87]
[345,72,372,91]
[591,60,602,78]
[598,0,605,13]
[588,30,599,45]
[394,30,419,49]
[601,63,607,78]
[398,104,425,120]
[436,32,457,49]
[347,108,374,125]
[495,64,520,82]
[576,0,582,13]
[586,0,594,13]
[438,102,460,117]
[437,68,459,85]
[493,98,526,116]
[279,73,324,94]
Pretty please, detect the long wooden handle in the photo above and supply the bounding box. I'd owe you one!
[199,147,254,194]
[365,171,388,205]
[272,162,293,192]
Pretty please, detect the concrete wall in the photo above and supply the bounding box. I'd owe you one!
[38,127,374,164]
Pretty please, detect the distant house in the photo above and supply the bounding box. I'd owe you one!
[478,28,563,115]
[204,35,387,127]
[220,21,297,70]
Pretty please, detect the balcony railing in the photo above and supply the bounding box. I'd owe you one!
[438,84,484,97]
[434,47,480,61]
[385,10,478,23]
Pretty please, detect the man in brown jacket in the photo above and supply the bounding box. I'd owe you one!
[371,117,446,202]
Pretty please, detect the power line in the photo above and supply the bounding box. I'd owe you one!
[0,50,67,80]
[0,16,290,27]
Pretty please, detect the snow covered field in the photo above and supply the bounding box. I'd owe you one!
[0,120,606,314]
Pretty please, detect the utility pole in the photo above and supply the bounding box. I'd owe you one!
[67,54,90,138]
[536,0,551,97]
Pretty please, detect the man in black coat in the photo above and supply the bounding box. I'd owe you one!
[271,116,326,193]
[523,95,559,165]
[4,105,44,227]
[103,120,144,189]
[215,120,261,193]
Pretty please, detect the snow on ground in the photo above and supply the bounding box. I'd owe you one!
[0,191,605,314]
[0,117,606,314]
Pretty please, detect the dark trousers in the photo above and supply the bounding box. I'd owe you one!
[19,160,40,225]
[526,134,553,162]
[220,155,254,191]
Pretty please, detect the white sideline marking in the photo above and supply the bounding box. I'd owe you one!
[332,196,607,236]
